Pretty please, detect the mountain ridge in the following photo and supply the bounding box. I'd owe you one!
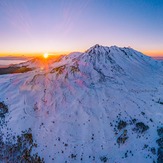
[0,44,163,163]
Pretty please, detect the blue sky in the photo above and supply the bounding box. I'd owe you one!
[0,0,163,56]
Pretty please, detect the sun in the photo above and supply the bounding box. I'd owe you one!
[43,53,49,59]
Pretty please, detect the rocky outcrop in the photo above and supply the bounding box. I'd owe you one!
[157,127,163,163]
[0,101,8,117]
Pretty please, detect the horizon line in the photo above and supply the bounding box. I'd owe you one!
[0,49,163,57]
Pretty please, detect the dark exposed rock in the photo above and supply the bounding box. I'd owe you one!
[70,65,80,74]
[158,99,163,105]
[117,120,127,130]
[157,138,163,147]
[100,156,108,162]
[0,129,44,163]
[157,128,163,138]
[117,129,128,145]
[50,65,66,75]
[134,122,149,133]
[141,112,145,116]
[143,144,148,149]
[117,136,128,145]
[157,147,163,163]
[151,147,156,155]
[120,49,129,58]
[0,102,8,117]
[71,154,77,159]
[132,118,137,124]
[157,127,163,163]
[0,66,33,75]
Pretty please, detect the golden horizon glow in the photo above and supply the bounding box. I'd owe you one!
[0,51,71,57]
[0,49,163,57]
[143,50,163,57]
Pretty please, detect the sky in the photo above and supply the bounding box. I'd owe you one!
[0,0,163,56]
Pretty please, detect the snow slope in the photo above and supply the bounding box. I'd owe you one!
[0,45,163,163]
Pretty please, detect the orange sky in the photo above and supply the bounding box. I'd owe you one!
[143,51,163,57]
[0,51,69,57]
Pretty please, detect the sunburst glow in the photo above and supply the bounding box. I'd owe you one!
[43,53,49,59]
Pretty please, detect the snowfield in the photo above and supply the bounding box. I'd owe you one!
[0,44,163,163]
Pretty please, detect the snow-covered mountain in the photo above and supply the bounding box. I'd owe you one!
[0,45,163,163]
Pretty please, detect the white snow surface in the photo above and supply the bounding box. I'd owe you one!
[0,45,163,163]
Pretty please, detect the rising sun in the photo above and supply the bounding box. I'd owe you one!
[43,53,49,59]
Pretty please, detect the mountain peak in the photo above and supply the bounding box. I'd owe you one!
[85,44,125,54]
[93,44,101,48]
[85,44,105,54]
